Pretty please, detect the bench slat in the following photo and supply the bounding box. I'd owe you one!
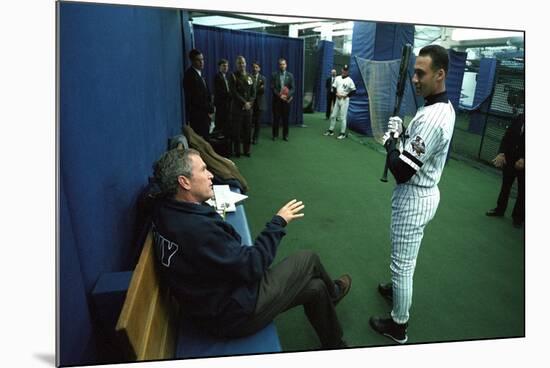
[115,231,176,361]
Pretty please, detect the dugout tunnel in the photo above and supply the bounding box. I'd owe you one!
[57,2,524,365]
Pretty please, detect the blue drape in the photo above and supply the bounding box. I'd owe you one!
[348,22,376,135]
[468,58,497,134]
[447,50,467,110]
[193,24,304,125]
[348,22,415,135]
[59,3,184,365]
[314,40,335,113]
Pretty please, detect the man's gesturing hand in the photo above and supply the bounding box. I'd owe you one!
[276,199,305,224]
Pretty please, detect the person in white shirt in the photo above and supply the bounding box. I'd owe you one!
[324,65,356,140]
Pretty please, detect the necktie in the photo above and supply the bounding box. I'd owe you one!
[223,73,229,92]
[280,72,285,93]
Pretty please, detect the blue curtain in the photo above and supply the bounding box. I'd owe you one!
[468,58,497,134]
[314,40,335,113]
[447,49,467,110]
[193,24,304,125]
[348,22,415,135]
[348,22,376,135]
[59,2,184,365]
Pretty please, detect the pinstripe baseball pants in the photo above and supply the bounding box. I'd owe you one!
[328,97,349,133]
[390,184,440,324]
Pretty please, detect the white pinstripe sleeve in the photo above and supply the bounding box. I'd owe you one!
[401,107,446,170]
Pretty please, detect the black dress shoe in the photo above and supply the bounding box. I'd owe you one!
[486,209,504,217]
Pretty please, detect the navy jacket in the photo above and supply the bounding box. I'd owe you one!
[151,198,286,334]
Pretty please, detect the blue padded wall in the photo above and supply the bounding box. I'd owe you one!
[58,2,184,365]
[314,40,335,113]
[447,50,467,110]
[468,58,497,134]
[348,22,415,135]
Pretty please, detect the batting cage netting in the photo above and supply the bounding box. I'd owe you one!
[353,55,419,144]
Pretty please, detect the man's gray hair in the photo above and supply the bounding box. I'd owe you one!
[154,148,200,197]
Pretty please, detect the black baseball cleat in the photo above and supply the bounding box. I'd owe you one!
[333,274,352,306]
[378,282,393,303]
[369,316,408,344]
[486,208,504,217]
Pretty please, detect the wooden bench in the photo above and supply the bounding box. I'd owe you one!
[115,231,178,360]
[97,192,281,362]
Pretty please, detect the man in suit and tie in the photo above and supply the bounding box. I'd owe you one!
[251,61,266,145]
[485,112,525,228]
[183,49,214,140]
[325,69,337,119]
[271,58,295,141]
[214,58,232,154]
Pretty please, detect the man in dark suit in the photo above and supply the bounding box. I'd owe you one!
[486,112,525,228]
[183,49,214,140]
[251,61,266,145]
[213,58,232,154]
[271,58,295,141]
[325,69,337,119]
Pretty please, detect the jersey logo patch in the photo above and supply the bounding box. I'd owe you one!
[411,136,426,156]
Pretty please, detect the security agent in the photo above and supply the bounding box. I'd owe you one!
[152,148,352,348]
[183,49,214,140]
[485,112,524,228]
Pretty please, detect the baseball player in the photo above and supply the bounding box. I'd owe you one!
[324,65,356,139]
[369,45,456,343]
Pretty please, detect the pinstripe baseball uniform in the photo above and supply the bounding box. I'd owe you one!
[387,91,455,324]
[329,75,356,134]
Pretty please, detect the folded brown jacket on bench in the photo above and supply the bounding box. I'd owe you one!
[183,125,249,193]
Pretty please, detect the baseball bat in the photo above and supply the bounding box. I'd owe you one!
[381,43,413,182]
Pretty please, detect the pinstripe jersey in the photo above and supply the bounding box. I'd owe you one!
[399,91,455,188]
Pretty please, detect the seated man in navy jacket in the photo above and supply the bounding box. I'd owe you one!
[152,148,351,349]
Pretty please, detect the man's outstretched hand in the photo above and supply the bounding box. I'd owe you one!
[276,199,305,224]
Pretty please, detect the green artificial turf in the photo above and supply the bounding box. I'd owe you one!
[231,112,524,351]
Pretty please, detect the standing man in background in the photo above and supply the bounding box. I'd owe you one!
[228,56,255,157]
[251,61,266,145]
[271,58,295,141]
[485,112,525,228]
[323,65,356,140]
[370,45,455,344]
[214,58,232,155]
[183,49,214,141]
[325,69,337,119]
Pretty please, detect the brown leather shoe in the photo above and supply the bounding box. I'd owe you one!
[333,274,352,305]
